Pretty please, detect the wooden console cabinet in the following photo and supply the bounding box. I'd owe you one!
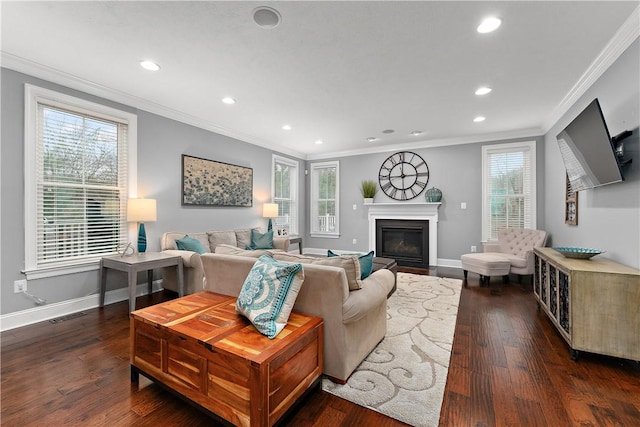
[131,292,323,426]
[533,247,640,361]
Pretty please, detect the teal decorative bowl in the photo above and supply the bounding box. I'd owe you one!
[553,247,604,260]
[425,187,442,202]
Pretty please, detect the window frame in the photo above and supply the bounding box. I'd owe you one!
[24,84,138,279]
[309,160,340,238]
[271,154,299,236]
[481,141,536,243]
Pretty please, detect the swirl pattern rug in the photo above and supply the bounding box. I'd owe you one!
[322,273,462,426]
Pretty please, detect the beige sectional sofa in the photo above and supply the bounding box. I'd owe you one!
[201,250,395,383]
[160,229,290,295]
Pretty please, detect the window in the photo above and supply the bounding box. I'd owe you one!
[482,141,536,242]
[272,155,299,235]
[310,161,339,237]
[24,85,137,279]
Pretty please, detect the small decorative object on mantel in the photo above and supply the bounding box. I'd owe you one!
[425,187,442,202]
[553,247,605,260]
[360,180,377,204]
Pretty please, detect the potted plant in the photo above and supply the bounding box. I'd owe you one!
[360,180,377,204]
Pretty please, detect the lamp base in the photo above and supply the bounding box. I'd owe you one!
[137,223,147,253]
[267,218,273,232]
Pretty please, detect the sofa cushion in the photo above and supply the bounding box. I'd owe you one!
[207,230,238,250]
[235,254,304,339]
[328,250,374,280]
[247,229,274,250]
[175,235,206,254]
[215,244,271,258]
[272,252,363,290]
[235,228,254,250]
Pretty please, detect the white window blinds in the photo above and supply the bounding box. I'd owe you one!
[310,161,339,237]
[482,141,536,242]
[272,155,299,235]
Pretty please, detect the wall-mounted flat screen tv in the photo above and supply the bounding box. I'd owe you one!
[556,98,623,192]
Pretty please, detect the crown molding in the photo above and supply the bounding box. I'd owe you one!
[542,6,640,134]
[306,127,544,160]
[0,52,306,160]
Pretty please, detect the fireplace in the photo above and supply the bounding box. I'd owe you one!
[367,202,440,266]
[376,220,429,268]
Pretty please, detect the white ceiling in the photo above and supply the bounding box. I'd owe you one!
[1,1,638,160]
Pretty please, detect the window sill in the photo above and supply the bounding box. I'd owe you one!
[310,233,340,239]
[23,259,101,280]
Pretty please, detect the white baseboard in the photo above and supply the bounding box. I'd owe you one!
[0,280,164,332]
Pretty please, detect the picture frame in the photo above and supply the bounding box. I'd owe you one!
[565,174,578,225]
[182,154,253,207]
[275,226,289,237]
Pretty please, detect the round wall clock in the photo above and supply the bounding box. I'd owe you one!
[378,151,429,200]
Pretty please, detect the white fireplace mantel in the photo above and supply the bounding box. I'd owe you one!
[366,202,441,266]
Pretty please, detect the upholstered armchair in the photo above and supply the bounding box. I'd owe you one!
[461,228,548,286]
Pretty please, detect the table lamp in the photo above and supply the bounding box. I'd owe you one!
[127,198,157,253]
[262,203,279,232]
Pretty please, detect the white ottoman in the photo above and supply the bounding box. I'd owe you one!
[460,253,511,287]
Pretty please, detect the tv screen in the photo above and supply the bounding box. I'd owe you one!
[556,98,623,192]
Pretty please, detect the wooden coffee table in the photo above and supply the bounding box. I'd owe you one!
[130,291,323,426]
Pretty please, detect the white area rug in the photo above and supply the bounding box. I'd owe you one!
[322,272,462,426]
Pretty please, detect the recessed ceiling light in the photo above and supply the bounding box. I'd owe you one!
[382,129,395,134]
[366,137,377,142]
[475,87,492,95]
[410,130,423,136]
[474,116,486,122]
[315,140,324,145]
[222,97,236,105]
[253,6,281,29]
[282,124,292,131]
[477,17,502,33]
[139,60,160,71]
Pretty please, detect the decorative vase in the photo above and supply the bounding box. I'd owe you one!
[363,198,374,205]
[425,187,442,202]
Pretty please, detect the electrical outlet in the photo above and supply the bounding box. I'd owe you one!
[14,279,27,293]
[471,245,477,253]
[352,238,357,245]
[353,204,357,210]
[461,202,467,209]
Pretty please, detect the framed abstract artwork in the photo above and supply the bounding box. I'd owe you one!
[182,154,253,206]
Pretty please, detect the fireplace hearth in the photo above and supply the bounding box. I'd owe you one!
[376,219,429,269]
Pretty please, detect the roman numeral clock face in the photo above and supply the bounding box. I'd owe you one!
[378,151,429,200]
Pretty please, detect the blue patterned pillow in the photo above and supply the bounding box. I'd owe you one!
[236,254,304,338]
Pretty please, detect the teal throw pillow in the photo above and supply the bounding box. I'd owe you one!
[246,229,274,250]
[236,254,304,339]
[328,249,374,279]
[175,235,206,254]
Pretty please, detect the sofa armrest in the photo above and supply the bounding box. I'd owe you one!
[273,237,290,252]
[343,269,394,324]
[162,249,202,269]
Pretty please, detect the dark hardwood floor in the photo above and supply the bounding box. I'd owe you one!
[2,268,639,426]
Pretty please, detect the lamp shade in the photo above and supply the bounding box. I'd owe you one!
[262,203,279,218]
[127,198,157,222]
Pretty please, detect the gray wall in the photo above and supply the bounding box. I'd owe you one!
[1,68,305,315]
[304,137,545,262]
[542,39,639,269]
